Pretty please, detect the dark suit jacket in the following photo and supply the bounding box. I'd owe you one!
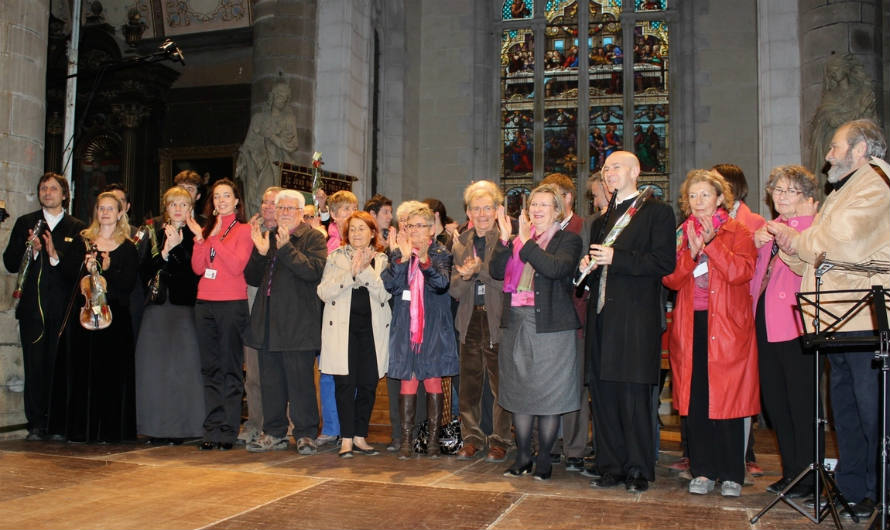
[490,228,582,334]
[243,223,328,352]
[583,197,676,385]
[3,210,85,323]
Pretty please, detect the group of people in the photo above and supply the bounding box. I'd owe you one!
[4,119,889,516]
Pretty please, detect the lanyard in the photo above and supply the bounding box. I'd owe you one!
[209,218,238,264]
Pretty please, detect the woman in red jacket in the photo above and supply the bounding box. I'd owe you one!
[663,169,759,498]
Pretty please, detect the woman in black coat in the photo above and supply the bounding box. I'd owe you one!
[383,201,459,459]
[490,184,582,481]
[134,186,205,444]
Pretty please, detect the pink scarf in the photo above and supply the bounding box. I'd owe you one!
[408,249,426,352]
[676,207,730,256]
[502,223,560,293]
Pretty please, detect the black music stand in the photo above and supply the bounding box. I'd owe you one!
[750,256,890,528]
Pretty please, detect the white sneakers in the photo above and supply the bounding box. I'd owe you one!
[688,476,716,494]
[688,476,742,497]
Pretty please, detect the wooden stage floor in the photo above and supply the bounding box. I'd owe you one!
[0,426,865,529]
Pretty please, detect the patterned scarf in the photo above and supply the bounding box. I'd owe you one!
[676,207,730,256]
[408,249,427,352]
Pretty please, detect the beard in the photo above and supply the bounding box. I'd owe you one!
[826,151,854,183]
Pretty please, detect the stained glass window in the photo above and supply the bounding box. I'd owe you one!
[498,0,674,211]
[504,0,533,20]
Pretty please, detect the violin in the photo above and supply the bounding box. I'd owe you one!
[79,243,112,330]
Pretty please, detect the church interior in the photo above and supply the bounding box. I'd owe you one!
[0,0,888,528]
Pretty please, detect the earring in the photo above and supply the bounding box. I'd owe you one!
[213,208,218,216]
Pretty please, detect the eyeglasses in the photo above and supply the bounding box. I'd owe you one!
[469,205,495,214]
[276,206,301,213]
[303,213,317,220]
[404,223,432,231]
[771,187,802,197]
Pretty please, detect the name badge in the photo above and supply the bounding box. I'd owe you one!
[402,290,411,301]
[692,261,708,278]
[204,268,218,280]
[476,283,486,296]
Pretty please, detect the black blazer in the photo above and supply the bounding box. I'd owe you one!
[3,210,85,322]
[243,223,328,352]
[140,221,200,305]
[490,228,582,334]
[583,197,676,385]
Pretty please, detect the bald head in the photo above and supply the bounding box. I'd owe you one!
[602,150,641,199]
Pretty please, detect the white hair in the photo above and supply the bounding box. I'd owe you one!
[275,189,305,208]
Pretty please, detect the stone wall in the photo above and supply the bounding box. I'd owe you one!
[0,0,50,429]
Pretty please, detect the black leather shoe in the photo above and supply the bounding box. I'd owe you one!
[766,477,791,494]
[217,442,234,451]
[845,498,875,519]
[591,472,625,488]
[199,441,215,451]
[533,470,552,481]
[626,476,649,493]
[25,429,44,441]
[504,461,533,477]
[580,464,602,479]
[785,482,812,499]
[565,457,584,472]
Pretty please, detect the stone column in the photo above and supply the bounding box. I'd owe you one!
[112,102,149,197]
[799,0,883,173]
[250,0,317,165]
[0,0,50,431]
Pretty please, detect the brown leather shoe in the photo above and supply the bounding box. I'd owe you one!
[456,443,478,460]
[485,446,507,463]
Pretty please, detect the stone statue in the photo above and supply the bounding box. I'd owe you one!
[808,53,877,175]
[236,81,299,215]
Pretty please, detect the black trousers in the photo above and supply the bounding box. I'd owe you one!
[259,349,319,440]
[590,375,656,480]
[687,311,745,484]
[756,295,822,484]
[19,314,61,432]
[194,300,248,444]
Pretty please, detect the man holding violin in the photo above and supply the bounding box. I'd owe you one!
[3,172,84,440]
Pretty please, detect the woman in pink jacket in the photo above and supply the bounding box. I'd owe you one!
[663,169,759,498]
[750,165,819,498]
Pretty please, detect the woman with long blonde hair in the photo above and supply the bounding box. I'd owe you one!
[48,191,139,443]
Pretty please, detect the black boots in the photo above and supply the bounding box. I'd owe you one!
[398,394,416,459]
[426,392,443,458]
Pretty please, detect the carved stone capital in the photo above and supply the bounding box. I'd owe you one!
[112,102,150,129]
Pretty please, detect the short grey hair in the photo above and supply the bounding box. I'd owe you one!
[765,165,818,202]
[844,119,887,159]
[275,189,305,208]
[463,180,504,208]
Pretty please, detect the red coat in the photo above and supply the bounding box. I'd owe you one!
[663,219,760,420]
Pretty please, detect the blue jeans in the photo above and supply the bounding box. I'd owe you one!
[320,373,339,436]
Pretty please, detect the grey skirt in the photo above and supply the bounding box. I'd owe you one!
[498,306,580,415]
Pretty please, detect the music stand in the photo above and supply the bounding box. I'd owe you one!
[751,255,890,527]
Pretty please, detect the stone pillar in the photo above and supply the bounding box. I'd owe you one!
[0,0,50,431]
[799,0,883,173]
[250,0,317,165]
[112,102,149,197]
[757,0,801,213]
